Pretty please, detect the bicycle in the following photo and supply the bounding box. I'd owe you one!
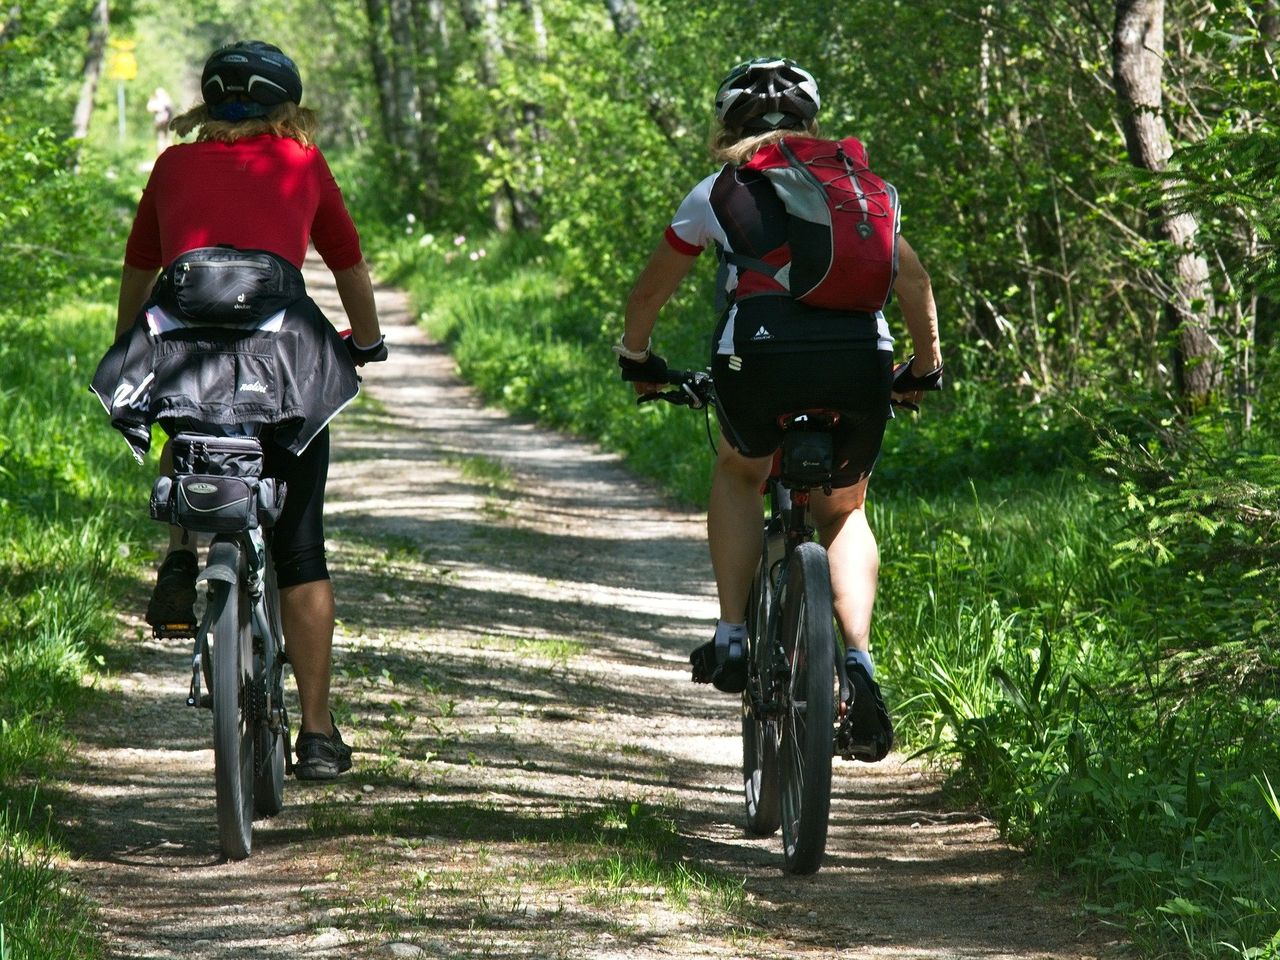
[148,428,291,861]
[643,369,886,875]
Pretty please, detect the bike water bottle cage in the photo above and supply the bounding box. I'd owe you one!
[778,411,838,489]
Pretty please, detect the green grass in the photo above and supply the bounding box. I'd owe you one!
[0,295,155,960]
[370,227,1280,959]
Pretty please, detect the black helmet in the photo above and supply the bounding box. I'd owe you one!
[714,57,820,133]
[201,41,302,121]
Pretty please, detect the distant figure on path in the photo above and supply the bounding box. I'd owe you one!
[146,86,173,153]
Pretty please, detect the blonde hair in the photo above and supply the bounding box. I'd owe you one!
[708,118,821,166]
[170,101,319,148]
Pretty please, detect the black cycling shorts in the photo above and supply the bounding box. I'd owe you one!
[712,348,893,488]
[261,426,330,588]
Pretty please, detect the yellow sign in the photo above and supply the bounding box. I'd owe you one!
[107,37,137,81]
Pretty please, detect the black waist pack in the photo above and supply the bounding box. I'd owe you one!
[153,246,306,325]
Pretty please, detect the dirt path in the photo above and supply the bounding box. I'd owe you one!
[58,265,1124,959]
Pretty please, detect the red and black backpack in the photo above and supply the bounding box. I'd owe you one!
[721,136,900,313]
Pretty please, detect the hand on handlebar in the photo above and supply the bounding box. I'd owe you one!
[617,350,669,397]
[340,329,389,366]
[891,355,943,412]
[633,368,713,409]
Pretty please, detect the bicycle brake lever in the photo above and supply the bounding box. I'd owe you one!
[680,383,705,409]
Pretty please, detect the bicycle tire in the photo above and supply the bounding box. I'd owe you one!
[210,556,254,860]
[778,541,837,875]
[253,559,285,818]
[741,541,781,836]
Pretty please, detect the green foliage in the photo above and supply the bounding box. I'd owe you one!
[0,3,119,313]
[0,799,101,960]
[0,303,149,960]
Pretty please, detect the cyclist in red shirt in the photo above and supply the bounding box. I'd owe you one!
[115,41,386,780]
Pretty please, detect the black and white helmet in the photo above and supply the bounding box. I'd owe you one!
[201,41,302,121]
[714,57,820,133]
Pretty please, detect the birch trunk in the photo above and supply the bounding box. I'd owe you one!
[412,0,447,216]
[1113,0,1221,400]
[71,0,110,142]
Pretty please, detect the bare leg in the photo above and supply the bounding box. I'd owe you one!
[810,478,879,653]
[707,436,773,622]
[279,580,337,736]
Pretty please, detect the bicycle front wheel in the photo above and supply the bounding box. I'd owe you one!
[778,541,837,875]
[209,560,254,860]
[742,539,781,836]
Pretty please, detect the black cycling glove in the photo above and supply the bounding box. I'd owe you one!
[892,355,944,392]
[618,351,669,384]
[343,333,389,366]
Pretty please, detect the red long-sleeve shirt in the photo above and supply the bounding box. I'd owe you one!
[124,134,363,272]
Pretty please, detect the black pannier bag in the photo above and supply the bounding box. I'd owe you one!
[153,246,307,326]
[149,434,287,533]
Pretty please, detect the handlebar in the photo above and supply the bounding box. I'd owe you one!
[636,369,715,410]
[635,365,927,413]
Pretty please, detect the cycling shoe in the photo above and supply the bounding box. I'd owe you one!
[146,550,198,629]
[689,638,747,694]
[294,723,353,780]
[840,658,894,762]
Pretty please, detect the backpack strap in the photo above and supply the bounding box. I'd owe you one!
[719,248,784,279]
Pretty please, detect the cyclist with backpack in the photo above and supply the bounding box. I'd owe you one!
[100,41,387,780]
[616,57,942,760]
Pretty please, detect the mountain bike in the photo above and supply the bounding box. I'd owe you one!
[643,370,877,875]
[148,428,291,861]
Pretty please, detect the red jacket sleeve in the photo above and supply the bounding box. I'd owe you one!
[123,177,164,270]
[308,148,363,271]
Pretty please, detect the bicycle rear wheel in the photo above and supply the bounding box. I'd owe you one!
[778,541,837,874]
[253,559,286,818]
[742,541,781,837]
[209,554,254,860]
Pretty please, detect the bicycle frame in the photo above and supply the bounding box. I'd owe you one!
[751,460,846,719]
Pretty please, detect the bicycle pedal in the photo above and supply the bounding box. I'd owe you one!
[153,622,197,639]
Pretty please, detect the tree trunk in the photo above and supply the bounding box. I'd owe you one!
[1112,0,1220,400]
[602,0,639,34]
[0,6,22,44]
[517,0,547,215]
[458,0,542,231]
[70,0,110,142]
[601,0,680,146]
[411,0,447,218]
[388,0,420,153]
[364,0,399,154]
